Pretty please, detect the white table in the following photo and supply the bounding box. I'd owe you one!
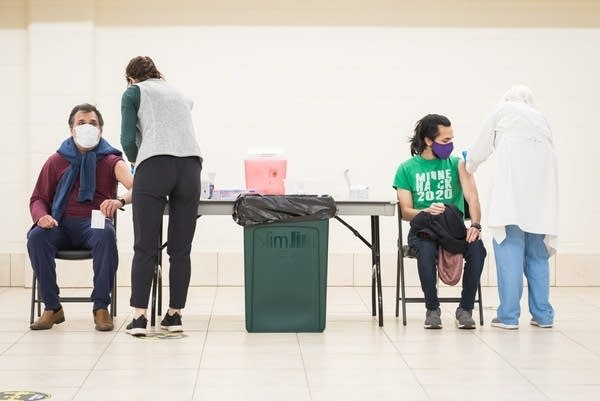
[154,199,396,327]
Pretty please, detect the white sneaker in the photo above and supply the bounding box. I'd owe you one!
[491,317,518,330]
[530,319,553,328]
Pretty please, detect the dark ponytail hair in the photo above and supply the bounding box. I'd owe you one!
[125,56,164,83]
[409,114,451,156]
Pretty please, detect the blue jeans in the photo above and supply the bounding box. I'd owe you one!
[27,217,118,310]
[408,229,486,311]
[493,225,554,325]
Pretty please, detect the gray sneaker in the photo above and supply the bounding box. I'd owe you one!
[455,307,476,329]
[491,317,518,330]
[424,308,442,329]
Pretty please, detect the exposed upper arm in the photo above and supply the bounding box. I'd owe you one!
[114,160,133,190]
[458,159,482,223]
[458,160,477,202]
[396,188,414,221]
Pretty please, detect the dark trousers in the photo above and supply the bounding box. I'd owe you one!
[408,228,486,311]
[27,217,118,310]
[130,155,201,309]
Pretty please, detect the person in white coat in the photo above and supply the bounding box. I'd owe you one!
[466,85,557,329]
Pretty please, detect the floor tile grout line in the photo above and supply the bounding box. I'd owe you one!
[297,333,314,401]
[188,286,218,401]
[201,286,218,332]
[558,329,600,358]
[474,329,555,400]
[1,330,31,356]
[68,325,123,401]
[383,326,435,401]
[351,286,373,316]
[188,329,210,401]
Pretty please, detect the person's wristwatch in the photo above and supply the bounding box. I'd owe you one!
[471,222,482,231]
[117,198,126,207]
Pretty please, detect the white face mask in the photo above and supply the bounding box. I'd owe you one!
[74,124,100,149]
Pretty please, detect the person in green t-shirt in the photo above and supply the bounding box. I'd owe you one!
[393,114,486,329]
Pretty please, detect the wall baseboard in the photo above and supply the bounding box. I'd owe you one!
[2,251,599,288]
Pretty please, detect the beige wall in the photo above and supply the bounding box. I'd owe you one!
[0,0,28,255]
[29,0,600,27]
[1,0,599,287]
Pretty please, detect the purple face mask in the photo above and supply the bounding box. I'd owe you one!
[431,141,454,159]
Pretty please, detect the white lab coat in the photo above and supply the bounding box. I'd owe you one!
[466,101,558,255]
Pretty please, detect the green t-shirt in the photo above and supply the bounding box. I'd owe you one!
[393,155,464,215]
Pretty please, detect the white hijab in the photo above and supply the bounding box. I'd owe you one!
[501,84,535,106]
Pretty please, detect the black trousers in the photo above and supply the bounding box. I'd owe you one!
[130,155,202,309]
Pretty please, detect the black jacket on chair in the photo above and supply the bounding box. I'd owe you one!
[410,204,467,254]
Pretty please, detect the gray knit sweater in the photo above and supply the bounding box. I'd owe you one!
[121,79,201,166]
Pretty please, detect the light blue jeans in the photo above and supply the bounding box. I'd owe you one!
[493,225,554,326]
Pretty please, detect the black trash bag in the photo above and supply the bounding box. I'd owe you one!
[232,194,337,227]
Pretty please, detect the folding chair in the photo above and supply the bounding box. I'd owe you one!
[30,213,118,324]
[395,203,484,326]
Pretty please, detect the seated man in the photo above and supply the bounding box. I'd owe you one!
[393,114,486,329]
[28,103,133,331]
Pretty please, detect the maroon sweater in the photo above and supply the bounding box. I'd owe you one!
[30,153,122,223]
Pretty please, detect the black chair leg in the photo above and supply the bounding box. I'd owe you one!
[158,265,163,317]
[111,278,117,317]
[400,257,408,326]
[151,265,158,327]
[477,283,484,325]
[395,251,400,318]
[37,286,41,317]
[30,276,36,324]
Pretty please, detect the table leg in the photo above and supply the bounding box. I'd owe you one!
[371,216,384,327]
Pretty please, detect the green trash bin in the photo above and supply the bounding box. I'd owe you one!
[243,219,329,332]
[234,194,336,333]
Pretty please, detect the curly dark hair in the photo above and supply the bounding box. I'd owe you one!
[125,56,164,83]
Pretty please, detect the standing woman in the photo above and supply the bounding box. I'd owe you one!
[121,56,202,336]
[466,85,557,329]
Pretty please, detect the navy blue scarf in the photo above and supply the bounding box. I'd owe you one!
[51,137,122,221]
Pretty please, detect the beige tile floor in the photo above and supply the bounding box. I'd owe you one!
[1,285,599,401]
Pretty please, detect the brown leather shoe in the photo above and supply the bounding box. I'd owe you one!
[93,308,114,332]
[30,308,65,330]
